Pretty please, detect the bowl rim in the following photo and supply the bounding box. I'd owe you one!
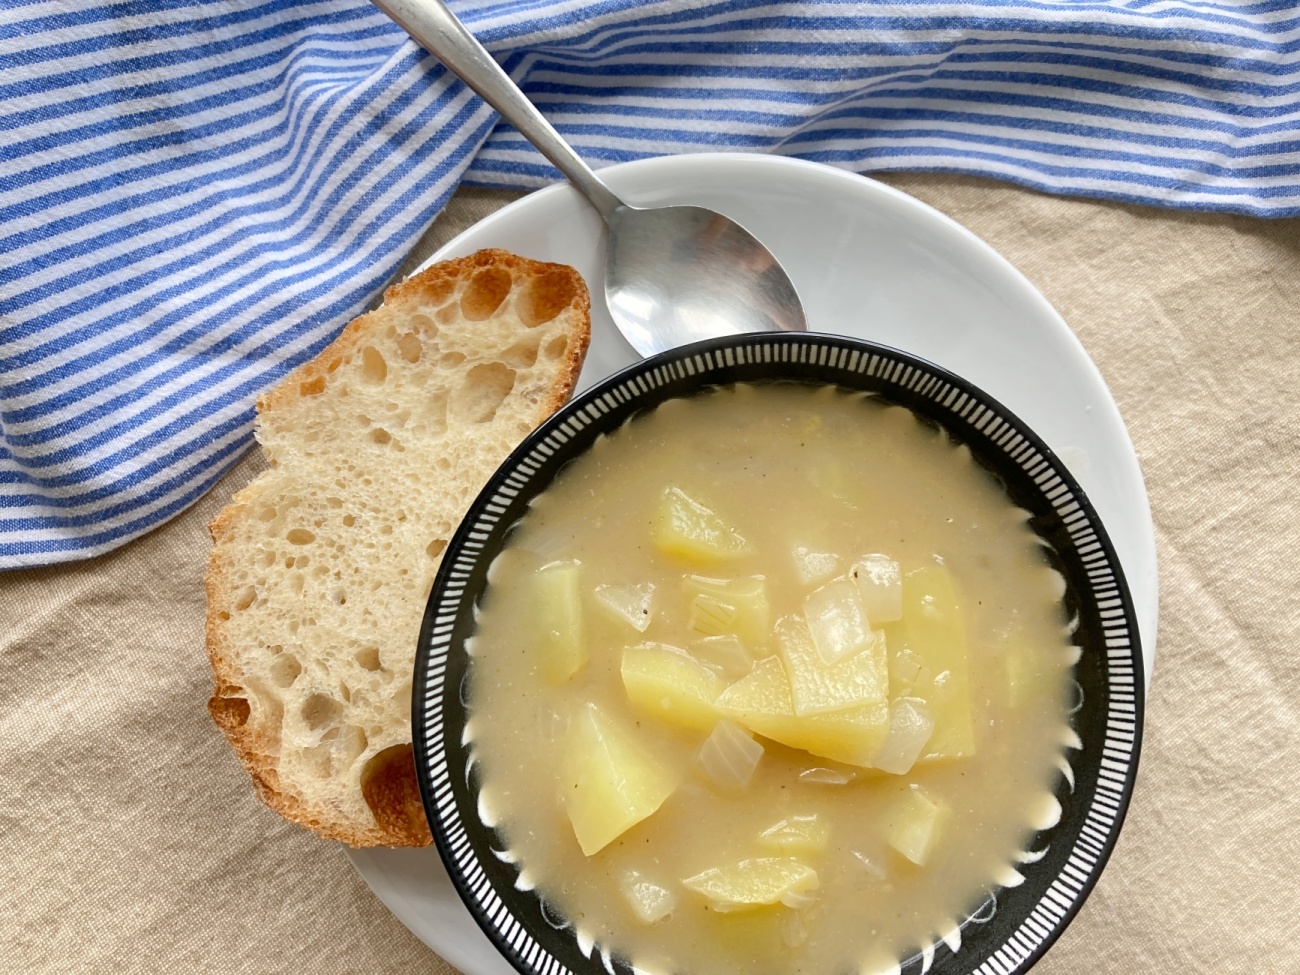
[412,331,1145,975]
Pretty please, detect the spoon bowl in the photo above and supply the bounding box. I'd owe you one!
[373,0,806,356]
[606,204,805,356]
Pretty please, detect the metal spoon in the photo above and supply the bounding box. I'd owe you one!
[372,0,807,357]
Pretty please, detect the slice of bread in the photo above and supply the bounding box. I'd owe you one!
[206,249,591,847]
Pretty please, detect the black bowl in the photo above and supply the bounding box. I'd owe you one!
[412,332,1144,975]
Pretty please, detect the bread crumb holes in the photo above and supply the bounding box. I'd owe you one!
[360,744,426,839]
[269,654,302,688]
[301,693,343,731]
[460,267,513,320]
[502,336,541,368]
[361,346,388,383]
[517,269,578,327]
[396,331,422,364]
[453,362,516,423]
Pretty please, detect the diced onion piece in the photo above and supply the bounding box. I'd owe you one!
[881,785,949,867]
[798,766,856,786]
[803,578,875,664]
[688,593,737,637]
[792,546,841,586]
[653,487,752,563]
[808,461,854,505]
[682,858,819,912]
[683,575,770,647]
[890,647,923,689]
[849,555,903,624]
[699,719,764,790]
[872,698,935,775]
[758,814,829,855]
[689,635,753,680]
[534,560,586,683]
[532,707,568,745]
[1005,648,1035,708]
[779,888,817,910]
[851,850,889,881]
[594,583,655,632]
[619,869,676,924]
[781,911,809,947]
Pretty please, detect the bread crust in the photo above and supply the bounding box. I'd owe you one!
[205,249,591,847]
[256,249,588,423]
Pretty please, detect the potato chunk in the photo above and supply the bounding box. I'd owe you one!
[621,643,725,732]
[715,657,889,767]
[562,703,678,856]
[1002,627,1062,709]
[881,785,949,866]
[534,560,586,684]
[886,566,975,760]
[776,615,889,716]
[684,575,770,646]
[653,487,752,563]
[682,858,819,912]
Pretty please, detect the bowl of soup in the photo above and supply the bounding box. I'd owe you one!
[411,332,1144,975]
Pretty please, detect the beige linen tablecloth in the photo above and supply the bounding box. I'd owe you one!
[3,175,1298,973]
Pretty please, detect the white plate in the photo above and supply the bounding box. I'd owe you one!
[347,153,1158,973]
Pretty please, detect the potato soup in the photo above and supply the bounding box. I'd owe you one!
[466,383,1073,975]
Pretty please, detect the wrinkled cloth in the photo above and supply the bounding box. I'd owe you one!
[4,0,1300,569]
[1,179,1296,973]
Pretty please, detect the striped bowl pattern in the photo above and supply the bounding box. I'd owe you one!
[414,332,1144,975]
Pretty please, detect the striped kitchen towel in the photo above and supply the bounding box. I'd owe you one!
[2,0,1297,569]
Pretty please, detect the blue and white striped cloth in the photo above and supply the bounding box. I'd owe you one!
[2,0,1297,569]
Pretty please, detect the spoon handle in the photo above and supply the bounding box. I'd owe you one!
[373,0,625,220]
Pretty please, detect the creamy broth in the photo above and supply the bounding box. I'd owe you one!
[467,384,1072,975]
